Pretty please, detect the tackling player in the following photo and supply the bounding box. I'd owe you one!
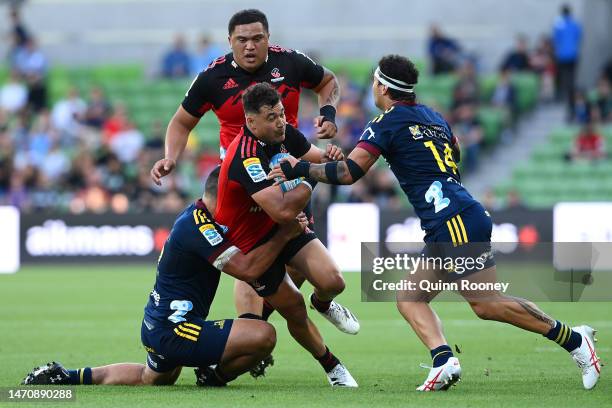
[22,167,308,387]
[213,83,359,386]
[270,54,601,391]
[150,8,342,328]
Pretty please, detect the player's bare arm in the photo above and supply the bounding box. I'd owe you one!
[268,145,378,185]
[312,67,340,139]
[151,106,200,185]
[251,182,312,224]
[221,214,308,281]
[299,143,344,164]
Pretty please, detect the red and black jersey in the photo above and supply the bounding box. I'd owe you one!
[181,45,324,152]
[215,124,311,253]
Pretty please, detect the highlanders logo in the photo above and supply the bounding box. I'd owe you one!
[243,158,266,182]
[199,224,223,246]
[409,125,423,139]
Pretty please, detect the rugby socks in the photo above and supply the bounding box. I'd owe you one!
[430,345,453,368]
[545,320,582,352]
[316,346,340,373]
[310,293,332,313]
[261,300,275,321]
[68,367,92,385]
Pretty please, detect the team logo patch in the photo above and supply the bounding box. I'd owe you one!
[271,67,285,82]
[409,125,423,139]
[199,224,223,246]
[243,157,267,182]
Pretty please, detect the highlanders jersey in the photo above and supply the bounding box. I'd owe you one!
[143,200,238,325]
[358,102,478,232]
[215,124,311,252]
[181,46,324,152]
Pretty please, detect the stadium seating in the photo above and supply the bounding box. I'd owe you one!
[495,125,612,208]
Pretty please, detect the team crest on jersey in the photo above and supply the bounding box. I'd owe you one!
[280,144,287,153]
[243,158,267,182]
[199,224,223,246]
[271,67,285,82]
[409,125,423,139]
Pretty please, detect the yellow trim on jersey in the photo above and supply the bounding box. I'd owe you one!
[451,218,463,245]
[174,328,198,341]
[456,215,469,243]
[79,369,84,384]
[193,209,199,225]
[183,322,202,330]
[178,324,200,336]
[446,221,457,247]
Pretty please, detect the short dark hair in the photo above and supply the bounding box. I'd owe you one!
[204,165,221,199]
[378,55,419,103]
[242,83,281,114]
[561,4,571,16]
[228,9,269,35]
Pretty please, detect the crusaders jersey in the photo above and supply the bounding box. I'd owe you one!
[215,124,311,252]
[181,46,324,152]
[358,102,479,232]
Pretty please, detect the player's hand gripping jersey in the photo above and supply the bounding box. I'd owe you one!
[215,124,311,253]
[358,102,478,233]
[181,46,324,152]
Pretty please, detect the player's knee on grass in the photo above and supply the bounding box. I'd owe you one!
[141,366,181,386]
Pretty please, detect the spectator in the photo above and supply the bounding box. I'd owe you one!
[566,122,606,162]
[161,34,191,78]
[14,37,48,112]
[452,104,483,173]
[102,104,129,144]
[592,76,611,122]
[7,7,30,68]
[51,87,86,140]
[40,140,70,182]
[491,68,517,119]
[190,34,223,75]
[552,4,582,115]
[500,35,531,72]
[428,24,461,75]
[109,122,144,163]
[83,87,112,129]
[0,70,28,114]
[572,89,591,124]
[452,60,479,109]
[530,35,556,102]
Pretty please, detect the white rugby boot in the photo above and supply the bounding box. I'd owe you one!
[416,357,462,391]
[570,325,601,390]
[310,294,360,335]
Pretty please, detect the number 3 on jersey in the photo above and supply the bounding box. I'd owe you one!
[425,181,450,213]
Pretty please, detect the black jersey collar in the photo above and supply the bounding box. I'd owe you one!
[229,53,270,76]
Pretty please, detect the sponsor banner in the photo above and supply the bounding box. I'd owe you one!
[326,205,555,269]
[20,213,176,263]
[0,206,20,273]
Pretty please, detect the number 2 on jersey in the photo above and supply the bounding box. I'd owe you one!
[425,181,450,213]
[168,300,193,323]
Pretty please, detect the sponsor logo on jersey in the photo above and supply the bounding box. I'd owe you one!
[249,206,264,213]
[271,67,285,82]
[199,224,223,246]
[243,157,267,182]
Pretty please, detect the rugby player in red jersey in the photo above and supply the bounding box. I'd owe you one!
[150,9,347,335]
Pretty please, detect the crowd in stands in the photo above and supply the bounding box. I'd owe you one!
[1,4,610,215]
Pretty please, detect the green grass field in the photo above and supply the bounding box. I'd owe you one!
[0,265,609,407]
